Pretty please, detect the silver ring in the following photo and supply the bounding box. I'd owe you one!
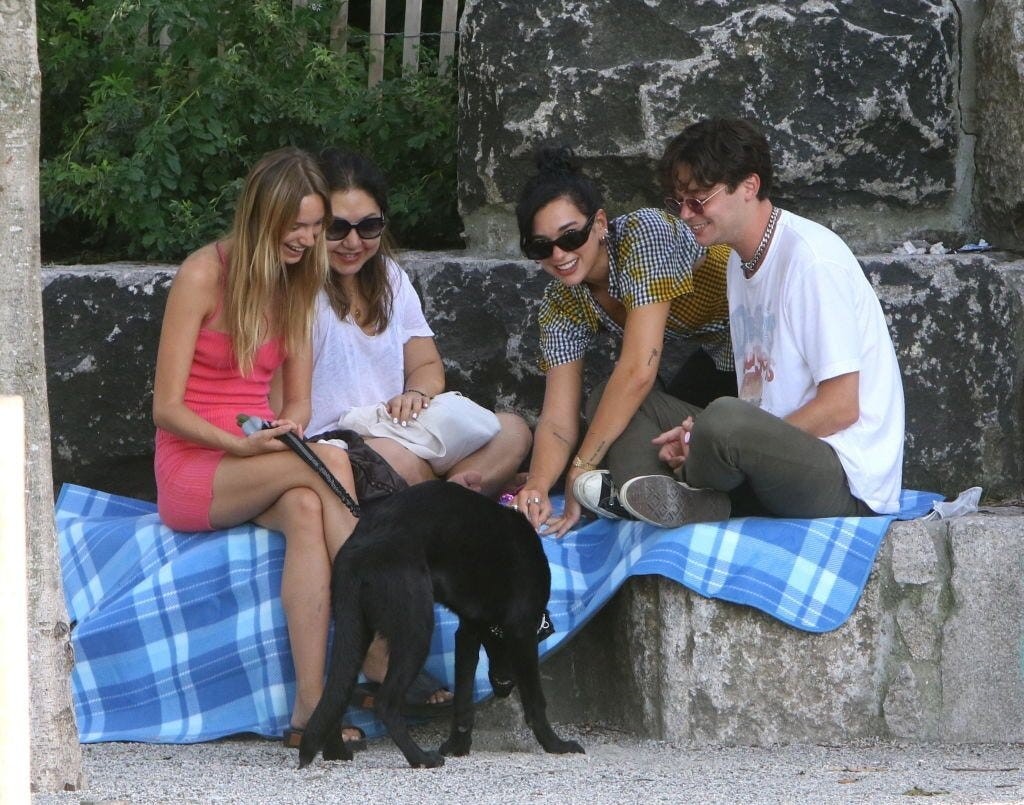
[529,497,541,505]
[510,504,519,511]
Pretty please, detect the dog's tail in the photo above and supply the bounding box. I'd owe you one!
[298,566,370,769]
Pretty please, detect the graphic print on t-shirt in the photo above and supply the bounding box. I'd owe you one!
[732,301,776,407]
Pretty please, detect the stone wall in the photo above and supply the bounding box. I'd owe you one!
[43,251,1024,503]
[976,0,1024,246]
[457,0,996,255]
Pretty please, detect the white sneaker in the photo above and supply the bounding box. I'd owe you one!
[618,475,730,528]
[572,470,632,520]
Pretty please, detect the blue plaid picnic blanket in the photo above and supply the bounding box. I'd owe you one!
[57,483,940,744]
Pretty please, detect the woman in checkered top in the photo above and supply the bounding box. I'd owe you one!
[511,147,733,536]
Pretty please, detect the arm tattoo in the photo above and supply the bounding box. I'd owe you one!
[647,348,660,367]
[538,416,574,447]
[586,441,606,464]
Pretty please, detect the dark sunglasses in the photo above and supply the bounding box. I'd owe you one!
[664,184,727,217]
[325,215,386,241]
[522,212,597,260]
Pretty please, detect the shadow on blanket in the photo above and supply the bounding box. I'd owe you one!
[56,483,940,744]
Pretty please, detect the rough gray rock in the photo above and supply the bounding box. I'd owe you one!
[976,0,1024,246]
[44,266,172,500]
[865,253,1024,501]
[939,508,1024,742]
[522,510,1024,745]
[458,0,961,254]
[42,252,1024,502]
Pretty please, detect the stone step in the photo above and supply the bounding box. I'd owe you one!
[478,509,1024,744]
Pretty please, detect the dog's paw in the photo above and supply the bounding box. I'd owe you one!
[410,750,445,769]
[297,751,315,770]
[439,732,473,757]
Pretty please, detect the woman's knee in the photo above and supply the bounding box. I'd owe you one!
[274,486,323,525]
[311,442,355,484]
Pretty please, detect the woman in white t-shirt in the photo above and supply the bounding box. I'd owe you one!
[309,148,532,497]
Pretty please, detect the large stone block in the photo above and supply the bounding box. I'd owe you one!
[865,253,1024,501]
[42,252,1024,502]
[458,0,961,254]
[976,0,1024,247]
[500,511,1024,745]
[41,256,615,500]
[940,507,1024,742]
[44,266,172,500]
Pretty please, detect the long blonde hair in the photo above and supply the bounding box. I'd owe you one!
[223,147,330,375]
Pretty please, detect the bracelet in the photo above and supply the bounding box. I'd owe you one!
[404,388,429,398]
[571,455,597,471]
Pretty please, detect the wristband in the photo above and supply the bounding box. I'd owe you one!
[571,455,597,471]
[404,388,428,398]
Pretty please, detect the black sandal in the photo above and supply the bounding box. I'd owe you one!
[353,670,453,719]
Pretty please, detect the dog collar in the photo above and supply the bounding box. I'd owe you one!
[488,609,555,642]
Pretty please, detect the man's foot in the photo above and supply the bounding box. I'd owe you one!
[618,474,731,528]
[572,470,632,520]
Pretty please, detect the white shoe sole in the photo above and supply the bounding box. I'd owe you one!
[619,475,730,528]
[572,470,625,520]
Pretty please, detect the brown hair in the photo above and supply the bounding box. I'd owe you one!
[317,148,397,333]
[659,117,774,200]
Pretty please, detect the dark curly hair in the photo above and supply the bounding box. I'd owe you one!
[659,118,773,200]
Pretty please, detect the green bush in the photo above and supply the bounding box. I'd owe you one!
[38,0,461,262]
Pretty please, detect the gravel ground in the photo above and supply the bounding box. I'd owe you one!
[30,723,1024,805]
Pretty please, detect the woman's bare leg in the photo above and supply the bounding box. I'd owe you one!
[365,437,436,486]
[446,412,532,498]
[208,445,361,735]
[254,487,332,729]
[210,443,359,559]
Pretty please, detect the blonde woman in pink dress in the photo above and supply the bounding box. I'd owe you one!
[153,146,365,750]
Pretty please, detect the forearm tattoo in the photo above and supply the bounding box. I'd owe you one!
[539,418,573,447]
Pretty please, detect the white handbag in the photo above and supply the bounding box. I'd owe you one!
[337,391,501,474]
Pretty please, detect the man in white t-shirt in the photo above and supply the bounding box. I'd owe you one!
[615,117,905,526]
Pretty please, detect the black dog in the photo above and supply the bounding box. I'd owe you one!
[298,480,584,768]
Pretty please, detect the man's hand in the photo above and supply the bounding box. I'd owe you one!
[652,415,695,470]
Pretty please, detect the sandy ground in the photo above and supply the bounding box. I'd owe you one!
[29,722,1024,805]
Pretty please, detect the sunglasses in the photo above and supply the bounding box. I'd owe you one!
[325,215,386,241]
[522,212,598,260]
[664,184,727,217]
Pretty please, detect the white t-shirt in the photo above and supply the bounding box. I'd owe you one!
[727,211,905,514]
[308,258,434,436]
